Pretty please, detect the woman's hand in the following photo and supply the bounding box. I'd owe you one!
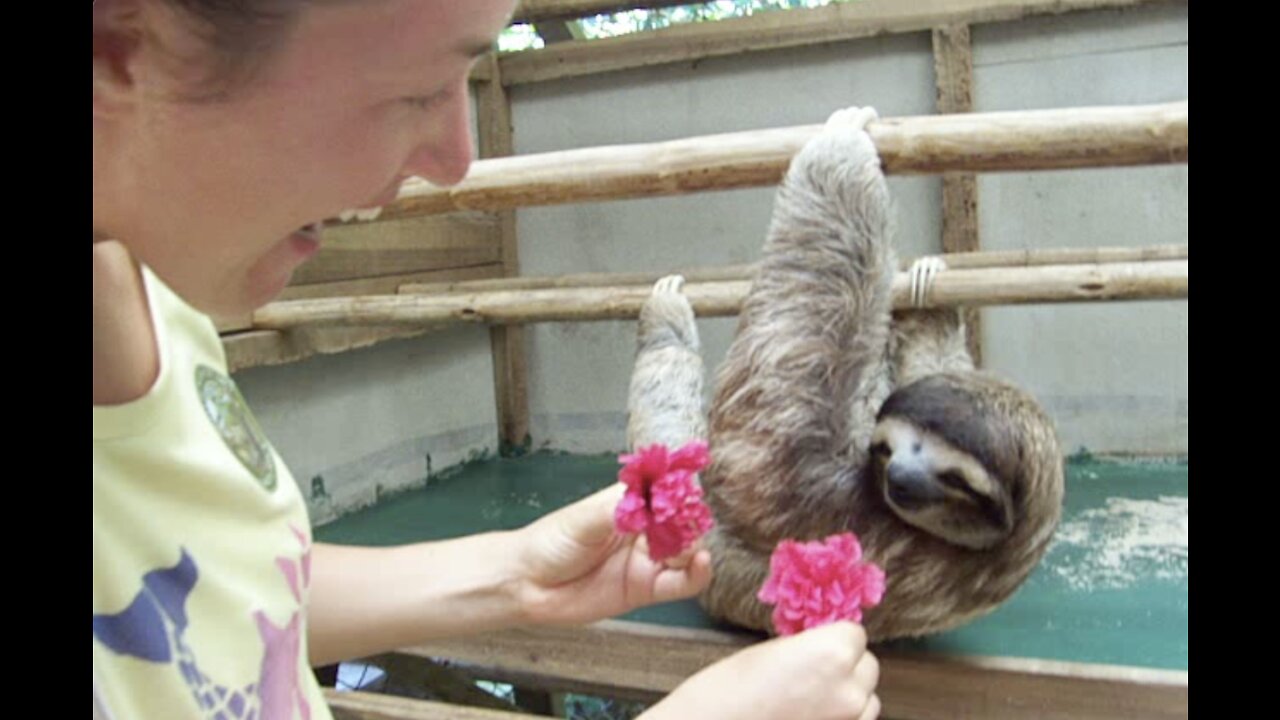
[514,484,712,625]
[643,622,882,720]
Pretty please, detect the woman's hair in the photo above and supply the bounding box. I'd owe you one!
[156,0,325,100]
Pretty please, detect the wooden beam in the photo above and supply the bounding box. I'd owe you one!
[292,213,501,286]
[223,265,504,372]
[469,57,494,83]
[878,653,1188,720]
[224,326,440,373]
[534,21,577,44]
[225,245,1190,366]
[216,265,505,334]
[401,621,752,702]
[325,690,541,720]
[368,102,1188,218]
[400,244,1188,295]
[476,54,532,455]
[513,0,689,24]
[403,263,757,295]
[498,0,1178,86]
[251,259,1189,330]
[933,22,984,365]
[397,620,1188,720]
[363,654,519,712]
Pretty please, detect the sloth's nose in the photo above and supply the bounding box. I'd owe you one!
[886,462,942,508]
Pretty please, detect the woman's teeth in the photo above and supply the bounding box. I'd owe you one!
[337,207,384,223]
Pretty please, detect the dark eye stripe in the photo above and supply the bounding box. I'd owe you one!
[939,471,998,508]
[939,473,1009,527]
[978,493,1009,528]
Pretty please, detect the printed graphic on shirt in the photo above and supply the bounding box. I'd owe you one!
[196,365,277,491]
[92,526,314,720]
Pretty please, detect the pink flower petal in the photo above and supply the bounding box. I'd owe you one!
[668,440,710,474]
[613,440,716,562]
[756,532,887,636]
[646,521,685,562]
[614,493,649,533]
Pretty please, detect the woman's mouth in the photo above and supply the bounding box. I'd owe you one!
[288,221,324,259]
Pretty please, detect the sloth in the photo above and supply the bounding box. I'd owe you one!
[625,107,1064,641]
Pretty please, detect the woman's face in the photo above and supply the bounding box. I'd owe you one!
[93,0,516,316]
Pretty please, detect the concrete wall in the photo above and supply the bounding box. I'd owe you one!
[235,326,499,525]
[972,4,1188,454]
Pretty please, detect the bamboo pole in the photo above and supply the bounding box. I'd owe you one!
[398,245,1188,295]
[253,259,1188,330]
[356,102,1186,219]
[401,263,757,295]
[933,243,1187,269]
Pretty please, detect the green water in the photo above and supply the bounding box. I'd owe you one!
[315,453,1188,671]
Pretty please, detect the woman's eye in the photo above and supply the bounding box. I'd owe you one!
[403,91,448,110]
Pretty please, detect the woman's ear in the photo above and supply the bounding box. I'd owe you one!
[93,0,145,117]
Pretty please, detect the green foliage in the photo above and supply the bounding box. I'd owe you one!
[563,693,650,720]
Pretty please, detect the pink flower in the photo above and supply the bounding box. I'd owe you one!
[757,532,886,636]
[615,441,715,562]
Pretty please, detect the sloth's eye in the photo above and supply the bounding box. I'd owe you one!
[937,470,968,490]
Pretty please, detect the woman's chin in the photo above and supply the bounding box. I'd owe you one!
[239,230,324,312]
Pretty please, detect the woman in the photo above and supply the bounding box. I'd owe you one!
[91,1,881,717]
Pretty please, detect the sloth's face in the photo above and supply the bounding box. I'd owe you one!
[869,417,1014,549]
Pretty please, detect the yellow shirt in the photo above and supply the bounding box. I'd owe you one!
[93,266,331,720]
